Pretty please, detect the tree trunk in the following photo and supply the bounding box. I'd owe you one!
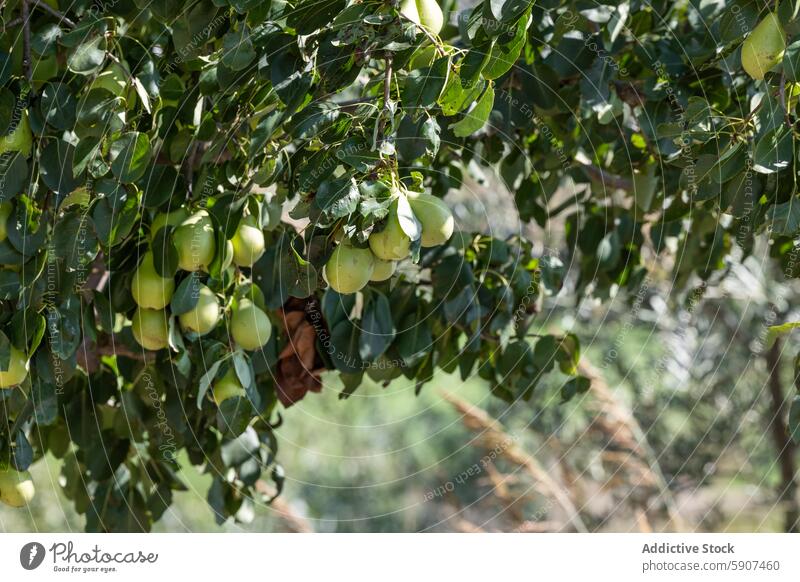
[766,339,799,532]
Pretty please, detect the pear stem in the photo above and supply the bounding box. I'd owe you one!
[398,12,446,56]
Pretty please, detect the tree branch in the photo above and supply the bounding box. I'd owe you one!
[581,164,633,191]
[766,338,799,533]
[20,0,32,84]
[31,0,75,28]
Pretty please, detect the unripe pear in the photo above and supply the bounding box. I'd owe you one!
[212,368,245,405]
[150,207,190,241]
[173,210,216,272]
[369,202,411,260]
[741,13,786,80]
[231,215,265,267]
[401,0,444,35]
[231,299,272,350]
[325,244,375,294]
[179,284,220,335]
[370,257,397,281]
[0,469,35,508]
[0,110,32,157]
[131,307,169,350]
[132,252,175,309]
[0,346,29,388]
[407,191,454,247]
[0,202,12,241]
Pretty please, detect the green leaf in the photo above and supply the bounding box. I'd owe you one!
[220,426,260,467]
[769,199,800,236]
[359,291,395,362]
[67,35,106,75]
[403,57,450,109]
[561,375,591,403]
[170,273,203,316]
[450,84,495,137]
[396,115,440,161]
[222,26,256,71]
[315,178,360,219]
[151,227,180,277]
[784,40,800,82]
[39,83,76,130]
[330,318,363,373]
[0,330,11,371]
[489,0,533,22]
[765,321,800,347]
[395,194,422,241]
[753,127,793,174]
[197,359,222,409]
[110,132,152,183]
[482,14,529,80]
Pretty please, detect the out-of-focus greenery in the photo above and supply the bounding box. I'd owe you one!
[3,271,797,532]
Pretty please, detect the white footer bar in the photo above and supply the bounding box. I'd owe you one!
[1,533,798,581]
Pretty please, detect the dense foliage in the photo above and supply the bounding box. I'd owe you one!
[0,0,798,530]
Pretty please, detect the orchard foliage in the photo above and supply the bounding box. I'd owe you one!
[0,0,798,530]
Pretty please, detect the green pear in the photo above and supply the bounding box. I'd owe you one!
[172,210,216,272]
[0,202,12,241]
[407,191,454,247]
[150,207,190,241]
[0,346,29,388]
[369,201,411,260]
[132,252,175,309]
[401,0,444,35]
[0,110,32,157]
[131,307,169,350]
[325,244,375,294]
[231,299,272,350]
[741,13,786,80]
[179,284,220,335]
[212,368,245,405]
[231,215,266,267]
[0,469,35,508]
[370,257,397,281]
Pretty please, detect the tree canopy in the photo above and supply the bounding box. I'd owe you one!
[0,0,799,530]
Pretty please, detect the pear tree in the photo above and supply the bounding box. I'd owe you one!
[0,0,798,531]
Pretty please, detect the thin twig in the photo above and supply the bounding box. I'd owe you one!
[20,0,32,84]
[377,54,393,145]
[32,0,75,28]
[398,13,446,56]
[779,73,792,127]
[9,399,34,436]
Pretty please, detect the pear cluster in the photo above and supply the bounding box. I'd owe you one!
[130,208,272,355]
[324,188,454,295]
